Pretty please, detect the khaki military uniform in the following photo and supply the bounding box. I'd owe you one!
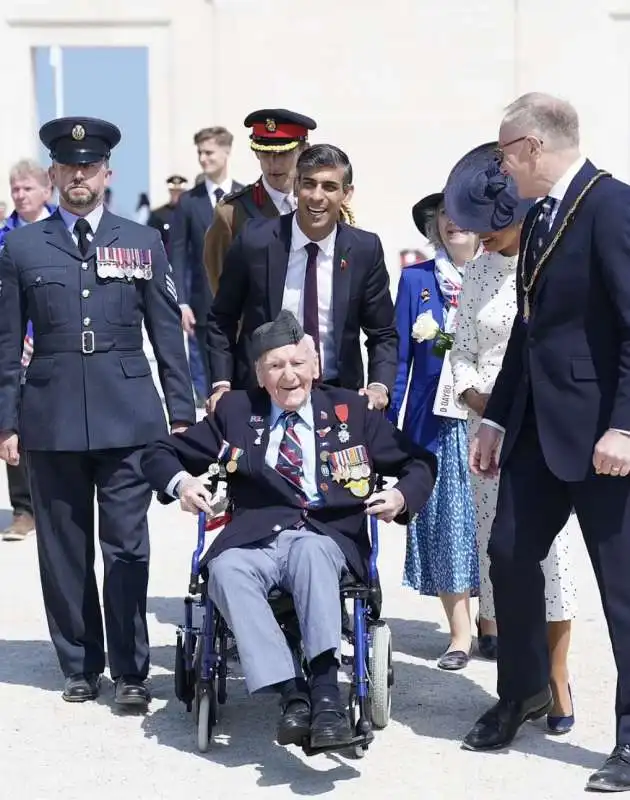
[203,179,278,295]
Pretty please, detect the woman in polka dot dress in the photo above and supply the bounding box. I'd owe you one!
[448,142,577,733]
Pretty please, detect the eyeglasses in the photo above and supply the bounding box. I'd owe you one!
[494,136,528,164]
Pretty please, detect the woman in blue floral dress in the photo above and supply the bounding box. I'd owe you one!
[388,193,479,670]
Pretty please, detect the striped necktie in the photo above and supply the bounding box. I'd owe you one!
[275,411,304,491]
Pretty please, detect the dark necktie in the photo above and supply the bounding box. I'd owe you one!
[303,242,320,357]
[529,196,556,263]
[214,187,225,205]
[275,411,304,491]
[74,218,92,257]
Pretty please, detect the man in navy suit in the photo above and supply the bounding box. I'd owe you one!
[141,310,436,749]
[0,116,196,709]
[170,126,244,393]
[206,144,398,413]
[462,92,630,792]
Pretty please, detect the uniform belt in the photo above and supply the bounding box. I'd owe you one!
[34,330,144,355]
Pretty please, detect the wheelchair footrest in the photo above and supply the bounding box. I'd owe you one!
[300,730,375,757]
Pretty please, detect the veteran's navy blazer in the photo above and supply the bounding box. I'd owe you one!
[141,385,437,581]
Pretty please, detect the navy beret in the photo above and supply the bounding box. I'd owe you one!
[251,310,305,361]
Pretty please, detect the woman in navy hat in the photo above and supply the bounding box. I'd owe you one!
[388,192,480,671]
[446,142,577,731]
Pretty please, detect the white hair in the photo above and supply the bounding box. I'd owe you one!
[502,92,580,149]
[9,158,50,187]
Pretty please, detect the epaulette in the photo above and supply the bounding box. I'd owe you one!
[221,182,258,205]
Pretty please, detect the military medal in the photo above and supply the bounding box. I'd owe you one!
[421,288,430,303]
[346,478,370,498]
[226,446,243,473]
[208,463,220,477]
[254,428,263,446]
[334,404,350,443]
[320,450,330,462]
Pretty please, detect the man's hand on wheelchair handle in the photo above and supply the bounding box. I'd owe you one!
[364,487,406,523]
[177,476,214,515]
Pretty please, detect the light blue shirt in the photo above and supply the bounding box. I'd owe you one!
[58,203,105,245]
[266,399,319,502]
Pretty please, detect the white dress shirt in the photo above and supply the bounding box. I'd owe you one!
[283,215,337,380]
[165,397,319,502]
[205,177,234,208]
[261,175,296,215]
[57,204,105,245]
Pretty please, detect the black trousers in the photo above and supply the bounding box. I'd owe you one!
[488,417,630,743]
[7,459,32,516]
[195,323,211,395]
[27,448,152,680]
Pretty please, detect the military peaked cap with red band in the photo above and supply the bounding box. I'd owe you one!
[243,108,317,153]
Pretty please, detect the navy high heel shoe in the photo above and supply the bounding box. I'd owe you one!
[547,685,574,734]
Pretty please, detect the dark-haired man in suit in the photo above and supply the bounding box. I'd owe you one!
[206,144,398,414]
[462,92,630,793]
[141,310,436,749]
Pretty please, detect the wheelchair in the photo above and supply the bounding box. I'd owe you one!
[173,475,394,757]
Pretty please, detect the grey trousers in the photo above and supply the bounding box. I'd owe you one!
[207,529,346,694]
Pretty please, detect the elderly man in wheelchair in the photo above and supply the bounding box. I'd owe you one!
[141,310,436,751]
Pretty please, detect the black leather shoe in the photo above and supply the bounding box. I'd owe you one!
[310,696,353,749]
[478,635,498,661]
[462,687,553,751]
[277,694,311,746]
[114,675,151,707]
[586,745,630,792]
[62,673,101,703]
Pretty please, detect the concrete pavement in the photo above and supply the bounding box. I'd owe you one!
[0,472,617,799]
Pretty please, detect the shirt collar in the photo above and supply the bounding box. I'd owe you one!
[290,213,336,257]
[16,206,52,227]
[57,203,105,234]
[261,174,295,211]
[205,177,233,199]
[270,398,314,429]
[547,156,587,204]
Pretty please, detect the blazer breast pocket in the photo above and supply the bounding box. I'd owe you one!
[23,267,69,327]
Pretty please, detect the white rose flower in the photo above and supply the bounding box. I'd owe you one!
[412,311,440,342]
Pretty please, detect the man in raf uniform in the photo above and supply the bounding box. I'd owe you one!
[141,310,437,749]
[0,116,196,708]
[147,174,188,258]
[203,109,320,296]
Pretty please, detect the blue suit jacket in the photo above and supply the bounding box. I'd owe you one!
[141,385,437,581]
[207,212,398,391]
[0,208,196,451]
[171,180,243,317]
[387,261,446,453]
[485,159,630,480]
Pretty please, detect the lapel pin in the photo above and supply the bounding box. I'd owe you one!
[421,288,430,303]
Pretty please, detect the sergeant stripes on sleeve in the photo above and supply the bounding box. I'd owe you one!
[165,273,178,301]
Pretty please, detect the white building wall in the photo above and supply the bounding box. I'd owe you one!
[0,0,630,280]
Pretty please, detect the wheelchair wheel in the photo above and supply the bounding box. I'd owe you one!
[197,689,216,753]
[369,621,393,729]
[175,632,196,709]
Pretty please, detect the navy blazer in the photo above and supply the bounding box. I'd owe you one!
[206,213,399,392]
[141,385,437,581]
[387,261,446,453]
[0,209,196,451]
[485,159,630,480]
[171,180,243,317]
